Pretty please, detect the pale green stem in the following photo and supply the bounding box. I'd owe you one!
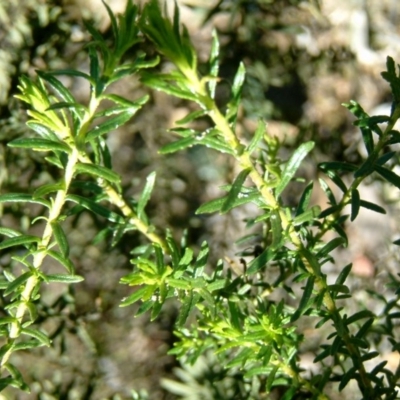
[5,147,79,347]
[183,71,376,397]
[77,153,168,252]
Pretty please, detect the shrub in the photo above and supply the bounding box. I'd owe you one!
[1,1,400,398]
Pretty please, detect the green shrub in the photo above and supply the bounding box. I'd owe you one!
[1,1,400,398]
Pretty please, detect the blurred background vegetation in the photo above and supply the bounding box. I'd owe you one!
[1,0,400,398]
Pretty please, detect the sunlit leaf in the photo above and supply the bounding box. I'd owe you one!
[45,274,84,283]
[75,162,120,184]
[221,169,251,213]
[137,171,156,219]
[275,141,314,198]
[9,138,71,153]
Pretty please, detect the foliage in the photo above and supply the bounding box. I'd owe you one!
[1,0,400,398]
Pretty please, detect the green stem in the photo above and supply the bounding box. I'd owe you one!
[183,71,377,397]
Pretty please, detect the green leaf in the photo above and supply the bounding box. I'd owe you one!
[270,210,282,249]
[208,30,220,98]
[0,317,16,325]
[290,275,315,322]
[44,69,94,84]
[4,271,33,296]
[0,235,40,251]
[328,284,350,294]
[375,164,400,189]
[159,137,197,154]
[2,363,30,392]
[21,328,51,346]
[345,310,374,326]
[350,189,360,221]
[86,109,137,141]
[0,193,50,208]
[377,151,396,166]
[9,138,71,153]
[247,247,275,275]
[207,279,227,292]
[175,109,206,125]
[293,205,321,226]
[168,278,191,290]
[196,191,261,214]
[319,179,336,205]
[316,237,346,258]
[221,169,251,213]
[46,250,75,274]
[66,194,123,223]
[359,200,386,214]
[199,135,234,155]
[177,292,198,327]
[226,62,246,127]
[36,71,76,102]
[335,264,352,285]
[247,119,265,154]
[354,155,376,178]
[33,182,64,199]
[266,365,280,392]
[120,286,152,307]
[75,162,120,184]
[137,171,156,219]
[141,74,199,101]
[0,227,23,238]
[275,141,314,198]
[338,367,356,391]
[318,161,357,173]
[51,221,69,257]
[295,181,313,217]
[45,274,84,283]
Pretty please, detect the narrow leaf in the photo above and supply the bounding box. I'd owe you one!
[375,164,400,189]
[75,162,120,183]
[120,286,151,307]
[4,272,33,296]
[270,210,282,249]
[0,193,49,208]
[345,310,374,326]
[86,109,136,141]
[45,274,84,283]
[46,250,75,274]
[208,29,220,98]
[290,275,315,322]
[66,194,123,223]
[350,189,360,221]
[0,235,40,251]
[359,200,386,214]
[293,205,321,226]
[335,264,352,285]
[9,138,71,153]
[295,181,313,216]
[20,328,51,346]
[247,119,265,154]
[51,221,69,257]
[33,182,64,199]
[247,247,275,275]
[221,169,251,213]
[177,292,196,327]
[275,141,315,198]
[137,171,156,219]
[159,136,196,154]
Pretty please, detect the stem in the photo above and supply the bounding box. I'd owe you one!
[183,71,377,397]
[6,147,79,342]
[78,152,168,252]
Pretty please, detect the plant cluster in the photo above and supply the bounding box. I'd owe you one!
[1,1,400,398]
